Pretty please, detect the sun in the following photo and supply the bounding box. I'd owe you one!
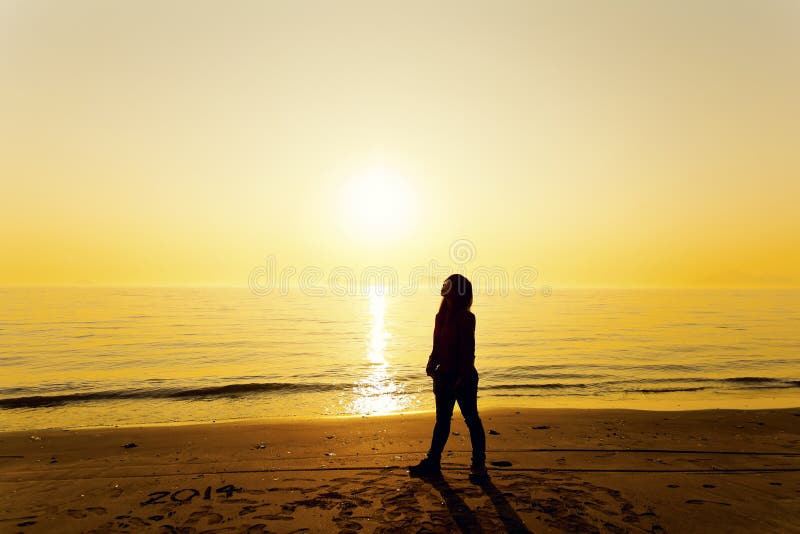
[339,167,416,241]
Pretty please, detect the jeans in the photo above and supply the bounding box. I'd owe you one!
[427,370,486,466]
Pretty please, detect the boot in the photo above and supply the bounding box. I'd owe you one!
[469,460,489,483]
[408,457,441,477]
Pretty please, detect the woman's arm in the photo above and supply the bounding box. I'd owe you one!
[426,315,441,376]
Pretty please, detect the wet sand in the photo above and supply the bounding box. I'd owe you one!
[2,408,799,533]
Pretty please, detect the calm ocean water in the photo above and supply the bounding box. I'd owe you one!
[1,287,799,431]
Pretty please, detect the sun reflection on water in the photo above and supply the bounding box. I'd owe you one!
[349,288,411,415]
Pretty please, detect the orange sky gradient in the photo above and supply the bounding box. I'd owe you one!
[2,1,799,288]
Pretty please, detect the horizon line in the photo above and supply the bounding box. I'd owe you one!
[1,283,799,291]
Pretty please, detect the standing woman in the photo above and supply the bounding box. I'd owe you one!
[409,274,487,477]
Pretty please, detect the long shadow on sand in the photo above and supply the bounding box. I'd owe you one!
[422,474,532,534]
[472,475,532,534]
[425,475,483,533]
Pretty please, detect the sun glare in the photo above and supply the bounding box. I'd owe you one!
[339,167,416,240]
[348,287,412,416]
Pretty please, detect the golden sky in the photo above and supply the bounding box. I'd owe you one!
[1,1,798,288]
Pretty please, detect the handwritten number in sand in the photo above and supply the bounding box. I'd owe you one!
[141,491,170,506]
[216,484,241,498]
[142,485,242,506]
[171,489,200,504]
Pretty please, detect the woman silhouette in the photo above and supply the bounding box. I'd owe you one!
[409,274,487,478]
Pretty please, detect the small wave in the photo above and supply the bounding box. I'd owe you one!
[490,392,588,398]
[487,371,610,381]
[630,387,708,394]
[722,377,781,383]
[601,377,717,386]
[169,382,341,397]
[483,383,588,390]
[0,382,344,409]
[737,383,800,390]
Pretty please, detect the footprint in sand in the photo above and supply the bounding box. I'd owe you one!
[126,516,151,528]
[253,513,294,520]
[336,519,364,531]
[66,507,106,519]
[686,499,731,506]
[239,503,272,517]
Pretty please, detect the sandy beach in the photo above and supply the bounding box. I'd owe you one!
[1,408,798,533]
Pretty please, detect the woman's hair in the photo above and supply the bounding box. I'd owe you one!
[437,274,473,320]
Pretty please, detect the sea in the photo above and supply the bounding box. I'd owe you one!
[1,287,799,431]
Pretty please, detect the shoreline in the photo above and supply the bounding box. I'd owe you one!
[2,407,799,532]
[5,396,800,434]
[3,404,799,434]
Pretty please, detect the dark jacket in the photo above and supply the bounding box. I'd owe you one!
[428,309,476,377]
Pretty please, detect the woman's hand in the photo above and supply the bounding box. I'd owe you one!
[426,359,438,377]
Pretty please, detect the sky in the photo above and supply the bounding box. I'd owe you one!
[1,0,799,288]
